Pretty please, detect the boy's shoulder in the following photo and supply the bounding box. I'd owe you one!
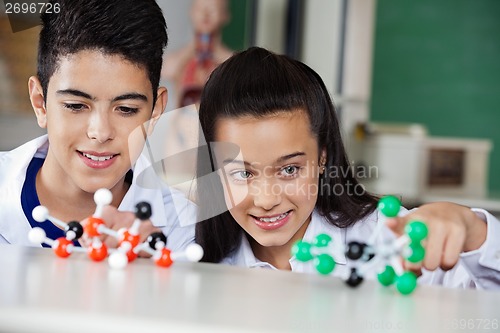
[0,136,48,245]
[122,155,197,228]
[157,182,197,228]
[0,135,48,187]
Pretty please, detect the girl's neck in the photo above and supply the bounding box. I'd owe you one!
[251,241,293,270]
[249,217,312,271]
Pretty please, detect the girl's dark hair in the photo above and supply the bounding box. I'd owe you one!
[37,0,167,103]
[195,47,378,263]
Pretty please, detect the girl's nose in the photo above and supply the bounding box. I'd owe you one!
[251,179,282,211]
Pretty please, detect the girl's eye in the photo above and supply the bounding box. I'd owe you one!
[280,165,300,177]
[230,170,252,182]
[117,106,139,115]
[63,103,87,112]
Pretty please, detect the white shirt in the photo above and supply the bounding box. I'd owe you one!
[0,135,196,251]
[222,208,500,290]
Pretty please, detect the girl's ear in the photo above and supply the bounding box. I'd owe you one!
[29,76,47,129]
[319,148,327,174]
[147,86,168,136]
[319,148,327,166]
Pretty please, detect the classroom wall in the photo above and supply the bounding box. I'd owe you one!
[371,0,500,193]
[0,17,38,116]
[301,0,344,98]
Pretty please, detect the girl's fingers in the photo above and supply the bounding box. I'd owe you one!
[441,225,466,271]
[402,259,423,277]
[385,216,407,236]
[422,222,446,271]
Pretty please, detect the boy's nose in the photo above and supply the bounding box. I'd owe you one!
[87,111,115,143]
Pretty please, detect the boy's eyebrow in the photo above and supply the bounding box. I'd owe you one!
[56,90,148,102]
[56,89,94,100]
[222,152,306,166]
[112,93,148,102]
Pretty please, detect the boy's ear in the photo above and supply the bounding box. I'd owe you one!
[146,86,168,136]
[29,76,47,129]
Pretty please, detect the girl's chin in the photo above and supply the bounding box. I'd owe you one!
[250,232,291,248]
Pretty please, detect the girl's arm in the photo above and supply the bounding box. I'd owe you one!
[387,202,500,289]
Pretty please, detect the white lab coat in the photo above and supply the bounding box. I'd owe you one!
[0,135,196,251]
[223,208,500,290]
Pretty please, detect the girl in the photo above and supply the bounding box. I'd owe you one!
[195,47,499,289]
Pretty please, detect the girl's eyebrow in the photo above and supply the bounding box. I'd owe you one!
[222,159,250,166]
[276,152,306,163]
[222,152,306,166]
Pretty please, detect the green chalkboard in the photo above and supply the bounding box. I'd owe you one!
[371,0,500,193]
[222,0,253,51]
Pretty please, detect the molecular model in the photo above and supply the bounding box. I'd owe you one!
[291,196,428,295]
[28,188,203,269]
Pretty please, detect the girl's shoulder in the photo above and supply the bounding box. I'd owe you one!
[311,208,380,232]
[312,207,407,242]
[344,205,410,242]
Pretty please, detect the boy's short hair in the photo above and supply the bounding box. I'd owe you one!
[38,0,168,103]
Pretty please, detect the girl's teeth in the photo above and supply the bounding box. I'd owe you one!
[258,212,288,223]
[83,153,114,161]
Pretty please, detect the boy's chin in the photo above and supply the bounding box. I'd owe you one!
[76,179,117,195]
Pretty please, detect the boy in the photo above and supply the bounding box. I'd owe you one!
[0,0,195,251]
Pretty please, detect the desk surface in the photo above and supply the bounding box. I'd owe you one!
[0,245,498,333]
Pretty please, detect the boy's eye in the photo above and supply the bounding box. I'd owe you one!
[117,106,139,115]
[280,165,299,177]
[63,103,87,112]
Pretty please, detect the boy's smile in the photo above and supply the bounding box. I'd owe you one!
[214,110,325,267]
[29,50,165,199]
[77,150,119,169]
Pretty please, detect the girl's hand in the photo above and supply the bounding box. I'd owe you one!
[386,202,487,272]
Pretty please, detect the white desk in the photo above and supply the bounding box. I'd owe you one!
[0,245,498,333]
